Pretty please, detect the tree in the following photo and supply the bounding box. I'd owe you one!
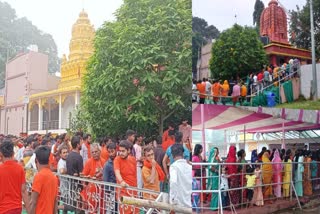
[192,17,220,78]
[0,1,60,88]
[253,0,265,34]
[83,0,191,138]
[209,24,267,80]
[289,0,320,59]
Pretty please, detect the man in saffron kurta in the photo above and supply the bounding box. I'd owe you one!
[82,143,106,213]
[162,130,175,152]
[142,146,165,199]
[211,80,221,104]
[196,80,206,104]
[114,140,138,214]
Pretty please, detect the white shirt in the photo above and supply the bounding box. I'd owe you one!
[169,159,192,210]
[57,158,67,174]
[15,147,25,161]
[220,174,229,190]
[133,144,142,167]
[205,81,212,93]
[253,75,258,85]
[80,143,89,165]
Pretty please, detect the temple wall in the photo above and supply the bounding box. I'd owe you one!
[300,63,320,99]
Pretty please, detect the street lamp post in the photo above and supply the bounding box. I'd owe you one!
[310,0,318,100]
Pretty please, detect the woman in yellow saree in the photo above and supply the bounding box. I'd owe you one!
[262,151,273,203]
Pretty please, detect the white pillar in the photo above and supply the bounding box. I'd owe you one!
[75,91,80,106]
[38,98,42,130]
[59,94,62,129]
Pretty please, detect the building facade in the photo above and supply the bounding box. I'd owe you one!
[0,51,60,135]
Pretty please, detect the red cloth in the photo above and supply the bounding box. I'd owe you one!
[0,161,25,213]
[162,138,174,152]
[143,160,165,181]
[225,146,237,174]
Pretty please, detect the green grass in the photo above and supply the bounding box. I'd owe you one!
[276,97,320,110]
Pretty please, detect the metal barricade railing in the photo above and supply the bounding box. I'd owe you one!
[192,160,319,214]
[26,174,190,214]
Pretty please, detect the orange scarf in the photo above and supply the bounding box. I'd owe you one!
[143,160,165,181]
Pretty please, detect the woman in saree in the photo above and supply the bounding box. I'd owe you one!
[237,149,247,206]
[283,149,292,198]
[226,146,240,206]
[294,149,304,197]
[303,150,313,196]
[272,149,283,198]
[262,151,273,203]
[251,149,258,168]
[192,144,207,203]
[207,147,220,210]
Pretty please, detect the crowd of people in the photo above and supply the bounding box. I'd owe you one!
[192,59,301,106]
[192,144,320,212]
[0,119,192,214]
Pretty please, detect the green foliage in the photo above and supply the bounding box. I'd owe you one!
[192,17,220,77]
[0,1,59,88]
[67,105,90,136]
[289,0,320,59]
[209,24,267,80]
[83,0,192,137]
[253,0,265,34]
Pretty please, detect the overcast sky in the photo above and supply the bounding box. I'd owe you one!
[3,0,123,57]
[193,0,307,32]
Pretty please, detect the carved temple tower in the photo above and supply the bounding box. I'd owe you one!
[260,0,311,65]
[28,10,95,134]
[60,9,95,88]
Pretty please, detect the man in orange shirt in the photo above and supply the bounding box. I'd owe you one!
[196,80,206,104]
[240,83,247,105]
[114,140,138,214]
[99,137,109,162]
[162,123,174,143]
[211,80,221,104]
[142,145,165,199]
[0,139,30,214]
[30,145,58,214]
[162,130,175,152]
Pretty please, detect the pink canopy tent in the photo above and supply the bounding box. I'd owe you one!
[192,104,320,152]
[192,104,320,133]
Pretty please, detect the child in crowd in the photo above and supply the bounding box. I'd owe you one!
[220,167,230,208]
[245,167,256,208]
[192,170,201,213]
[252,162,264,206]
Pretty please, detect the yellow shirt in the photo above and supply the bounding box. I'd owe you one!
[246,174,256,188]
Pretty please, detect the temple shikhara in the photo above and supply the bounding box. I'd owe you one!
[260,0,311,65]
[28,10,95,134]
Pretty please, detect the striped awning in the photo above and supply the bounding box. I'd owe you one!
[192,104,320,133]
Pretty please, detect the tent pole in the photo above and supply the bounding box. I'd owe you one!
[244,125,246,152]
[282,120,285,149]
[201,104,206,160]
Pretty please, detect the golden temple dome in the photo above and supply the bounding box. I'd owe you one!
[59,9,95,88]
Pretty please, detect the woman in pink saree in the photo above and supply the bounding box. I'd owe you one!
[272,149,283,198]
